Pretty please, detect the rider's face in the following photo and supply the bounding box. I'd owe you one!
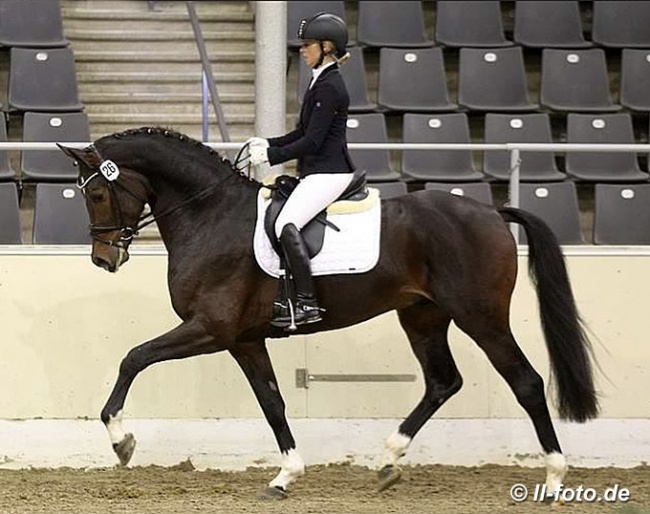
[300,40,321,68]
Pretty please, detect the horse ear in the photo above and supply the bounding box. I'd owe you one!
[57,143,93,167]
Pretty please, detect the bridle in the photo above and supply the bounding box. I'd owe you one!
[77,144,252,249]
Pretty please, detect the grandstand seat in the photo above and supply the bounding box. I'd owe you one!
[592,0,650,48]
[513,1,592,48]
[424,181,494,205]
[593,184,650,244]
[356,1,434,48]
[0,0,68,48]
[483,113,566,182]
[346,113,400,182]
[457,47,538,112]
[298,46,376,112]
[8,47,84,112]
[516,182,585,244]
[620,48,650,112]
[434,1,512,48]
[32,183,91,244]
[21,112,91,182]
[0,117,16,181]
[286,1,346,49]
[539,48,619,112]
[0,182,22,244]
[565,113,648,182]
[377,47,457,112]
[401,113,484,182]
[372,181,408,199]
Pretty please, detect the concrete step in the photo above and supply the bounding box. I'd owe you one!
[62,1,251,14]
[89,120,254,142]
[87,111,255,124]
[76,71,254,83]
[77,81,254,96]
[85,102,254,117]
[63,12,252,32]
[80,91,255,104]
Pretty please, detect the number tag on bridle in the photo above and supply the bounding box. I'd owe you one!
[100,160,120,181]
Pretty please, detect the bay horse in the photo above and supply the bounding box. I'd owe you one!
[59,127,598,500]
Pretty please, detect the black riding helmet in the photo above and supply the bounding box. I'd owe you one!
[298,12,348,59]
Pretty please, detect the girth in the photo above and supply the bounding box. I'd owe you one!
[263,169,368,258]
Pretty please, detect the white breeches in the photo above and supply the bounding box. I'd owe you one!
[274,172,355,239]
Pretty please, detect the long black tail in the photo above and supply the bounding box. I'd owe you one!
[499,207,599,422]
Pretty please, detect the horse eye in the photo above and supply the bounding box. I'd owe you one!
[88,190,106,202]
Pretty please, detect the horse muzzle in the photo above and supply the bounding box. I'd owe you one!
[92,243,130,273]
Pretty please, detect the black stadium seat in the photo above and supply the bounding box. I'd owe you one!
[424,182,494,205]
[0,0,68,48]
[346,113,400,182]
[513,1,592,49]
[21,112,91,182]
[540,48,619,112]
[0,182,22,244]
[401,113,484,182]
[620,48,650,113]
[435,1,512,48]
[593,184,650,245]
[592,0,650,48]
[372,181,408,199]
[0,117,16,181]
[377,47,457,113]
[565,113,649,183]
[8,47,84,112]
[483,113,566,182]
[32,183,91,244]
[458,47,538,112]
[356,1,434,48]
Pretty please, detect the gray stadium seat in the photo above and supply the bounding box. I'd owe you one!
[620,49,650,113]
[377,47,457,112]
[8,47,84,112]
[287,1,346,49]
[298,46,376,112]
[346,113,400,182]
[540,48,619,112]
[517,182,585,245]
[458,47,537,112]
[434,1,512,48]
[592,0,650,48]
[0,117,16,181]
[565,113,648,183]
[424,182,494,205]
[357,1,434,48]
[513,1,592,48]
[593,184,650,245]
[0,0,68,48]
[0,182,22,244]
[483,113,566,182]
[21,112,91,182]
[32,183,91,244]
[372,181,408,199]
[401,113,484,182]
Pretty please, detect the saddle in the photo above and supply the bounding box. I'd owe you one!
[263,168,368,258]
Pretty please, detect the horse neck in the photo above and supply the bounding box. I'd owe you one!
[99,133,259,244]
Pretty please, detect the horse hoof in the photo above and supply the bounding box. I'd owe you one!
[377,464,402,492]
[257,486,288,501]
[113,433,136,466]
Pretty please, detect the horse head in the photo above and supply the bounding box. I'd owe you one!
[58,143,153,273]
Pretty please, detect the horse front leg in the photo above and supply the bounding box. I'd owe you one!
[229,341,304,500]
[101,320,219,466]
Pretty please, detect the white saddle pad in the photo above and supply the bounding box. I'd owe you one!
[253,188,382,278]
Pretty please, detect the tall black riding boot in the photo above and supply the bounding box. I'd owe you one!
[271,223,323,328]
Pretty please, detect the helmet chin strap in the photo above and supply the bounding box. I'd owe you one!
[315,41,326,68]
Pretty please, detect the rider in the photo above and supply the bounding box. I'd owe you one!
[248,12,356,328]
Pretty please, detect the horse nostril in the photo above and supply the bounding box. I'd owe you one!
[92,255,114,272]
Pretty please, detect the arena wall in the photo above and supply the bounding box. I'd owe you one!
[0,246,648,469]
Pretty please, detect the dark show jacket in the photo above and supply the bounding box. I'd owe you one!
[267,63,356,176]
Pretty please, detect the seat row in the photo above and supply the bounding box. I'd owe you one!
[372,181,650,246]
[347,112,650,184]
[295,45,650,114]
[288,1,650,50]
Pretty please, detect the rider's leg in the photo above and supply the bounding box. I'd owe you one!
[272,172,354,326]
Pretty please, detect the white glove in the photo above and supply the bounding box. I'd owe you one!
[249,145,269,167]
[245,137,269,149]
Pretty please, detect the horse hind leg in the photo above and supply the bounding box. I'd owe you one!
[455,313,567,498]
[378,303,461,491]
